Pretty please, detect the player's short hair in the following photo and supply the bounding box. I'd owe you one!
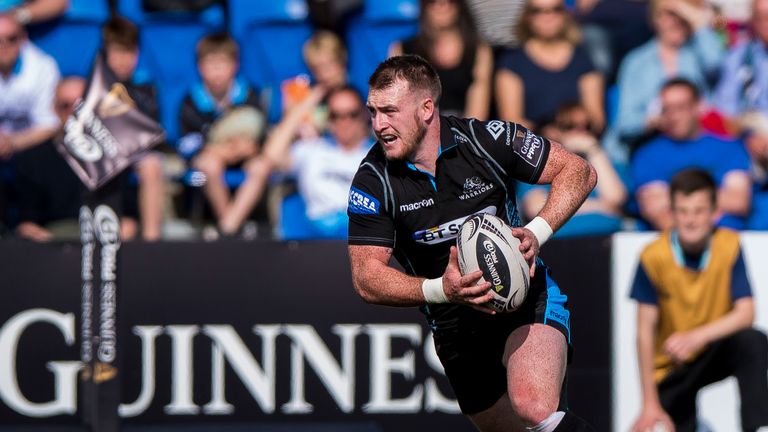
[670,168,717,207]
[303,30,347,67]
[368,54,441,105]
[102,16,139,49]
[661,77,701,101]
[196,32,239,62]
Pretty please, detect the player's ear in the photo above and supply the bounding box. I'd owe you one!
[421,97,434,121]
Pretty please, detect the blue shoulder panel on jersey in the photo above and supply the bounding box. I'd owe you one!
[348,187,380,215]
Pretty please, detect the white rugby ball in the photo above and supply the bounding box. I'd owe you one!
[456,214,530,313]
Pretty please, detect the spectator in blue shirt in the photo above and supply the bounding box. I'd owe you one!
[631,78,752,230]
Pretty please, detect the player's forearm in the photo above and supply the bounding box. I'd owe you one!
[538,157,597,231]
[350,255,427,307]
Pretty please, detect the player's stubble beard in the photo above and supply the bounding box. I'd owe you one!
[385,112,428,162]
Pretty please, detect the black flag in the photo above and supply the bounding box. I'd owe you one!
[56,55,165,190]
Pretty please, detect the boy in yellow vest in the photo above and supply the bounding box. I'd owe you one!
[629,168,768,432]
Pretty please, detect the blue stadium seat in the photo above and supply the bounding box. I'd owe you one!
[27,0,110,77]
[117,0,225,143]
[229,0,313,123]
[279,192,316,240]
[748,190,768,230]
[346,0,418,93]
[605,84,620,128]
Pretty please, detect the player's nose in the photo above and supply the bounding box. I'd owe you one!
[370,112,388,133]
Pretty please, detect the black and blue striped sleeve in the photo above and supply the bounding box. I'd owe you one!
[347,163,395,248]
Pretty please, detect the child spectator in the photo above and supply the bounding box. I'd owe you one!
[280,30,349,140]
[178,32,269,237]
[101,16,165,241]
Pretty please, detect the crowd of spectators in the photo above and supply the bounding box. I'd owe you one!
[1,0,768,241]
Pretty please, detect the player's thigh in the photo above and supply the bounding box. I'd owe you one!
[468,392,526,432]
[504,323,567,409]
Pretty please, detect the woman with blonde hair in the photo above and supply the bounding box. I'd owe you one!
[495,0,605,134]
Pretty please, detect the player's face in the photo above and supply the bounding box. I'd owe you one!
[0,15,24,72]
[671,189,716,249]
[367,79,428,161]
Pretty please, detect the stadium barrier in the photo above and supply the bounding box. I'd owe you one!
[0,237,611,431]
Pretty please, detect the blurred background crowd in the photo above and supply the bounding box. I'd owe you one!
[0,0,766,242]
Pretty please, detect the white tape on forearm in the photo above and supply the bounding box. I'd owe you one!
[525,216,553,246]
[421,277,449,303]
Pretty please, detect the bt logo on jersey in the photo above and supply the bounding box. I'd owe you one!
[412,206,497,244]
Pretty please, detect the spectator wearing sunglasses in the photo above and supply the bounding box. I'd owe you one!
[262,85,373,238]
[0,12,59,158]
[495,0,605,136]
[0,12,59,231]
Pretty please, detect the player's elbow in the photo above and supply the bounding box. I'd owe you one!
[351,276,379,304]
[586,160,598,193]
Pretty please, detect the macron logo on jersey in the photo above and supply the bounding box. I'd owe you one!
[348,187,380,215]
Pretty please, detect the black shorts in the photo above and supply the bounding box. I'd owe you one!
[431,263,572,415]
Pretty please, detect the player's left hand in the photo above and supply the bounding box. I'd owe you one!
[663,330,707,364]
[444,246,497,315]
[510,227,538,278]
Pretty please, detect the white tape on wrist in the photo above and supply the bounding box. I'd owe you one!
[421,277,449,303]
[525,216,553,246]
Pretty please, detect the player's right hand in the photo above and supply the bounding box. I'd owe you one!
[630,404,675,432]
[443,246,496,314]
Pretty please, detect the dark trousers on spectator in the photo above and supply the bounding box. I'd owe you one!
[658,328,768,432]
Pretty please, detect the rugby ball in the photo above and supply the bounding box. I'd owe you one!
[456,214,530,313]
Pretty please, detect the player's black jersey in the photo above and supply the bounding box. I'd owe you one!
[348,115,551,327]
